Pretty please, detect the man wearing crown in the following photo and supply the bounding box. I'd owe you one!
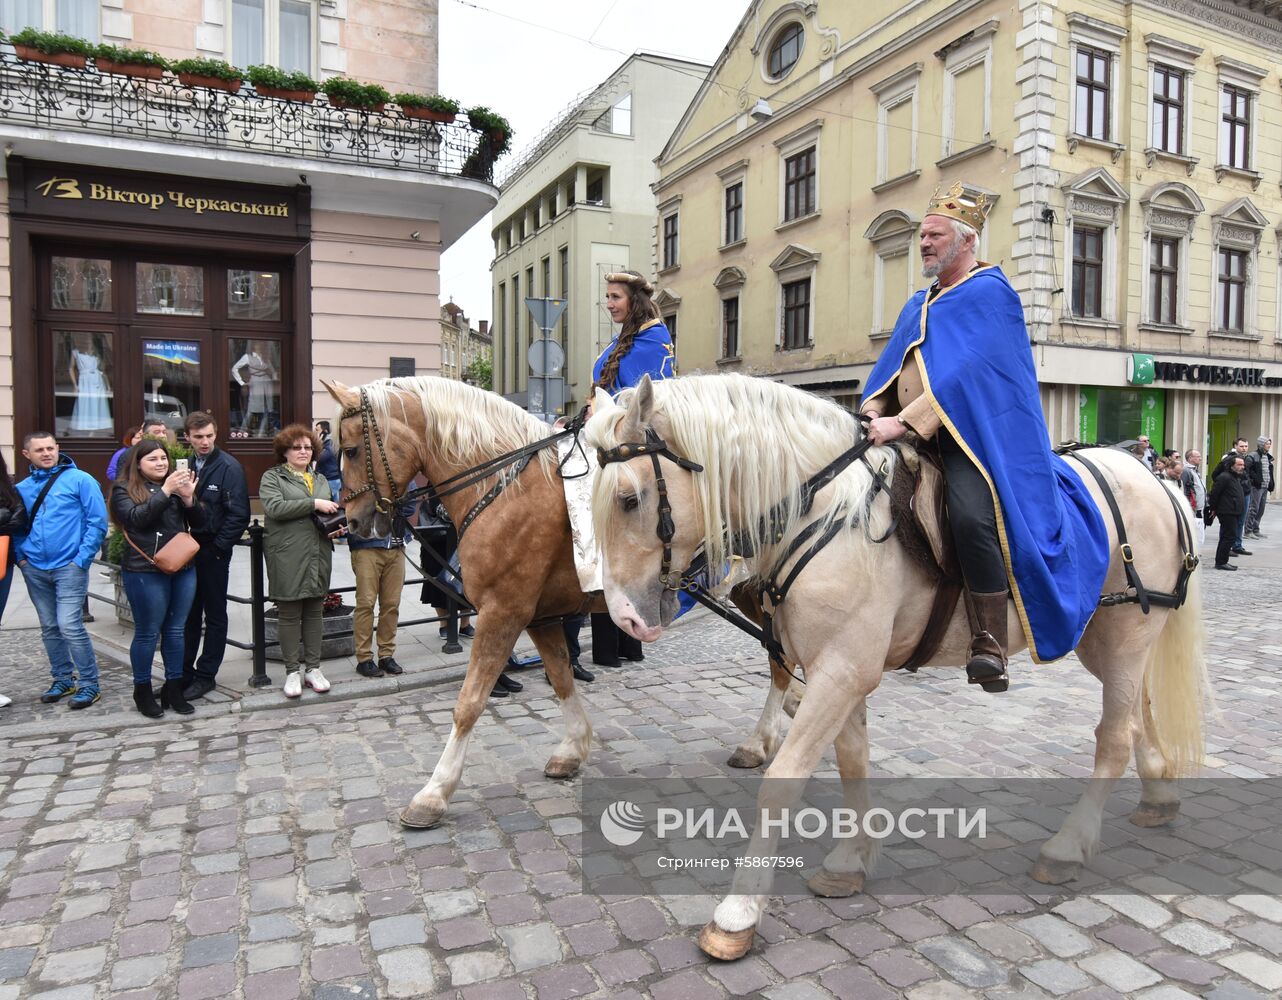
[859,183,1109,691]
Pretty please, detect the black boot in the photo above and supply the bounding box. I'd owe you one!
[133,683,163,718]
[160,679,195,715]
[495,672,523,693]
[571,662,595,683]
[964,591,1010,693]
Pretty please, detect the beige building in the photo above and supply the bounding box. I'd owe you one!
[657,0,1282,485]
[0,1,497,487]
[490,52,708,409]
[439,300,492,383]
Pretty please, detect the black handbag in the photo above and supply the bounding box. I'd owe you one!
[312,509,348,536]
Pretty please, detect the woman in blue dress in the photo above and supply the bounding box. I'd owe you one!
[587,270,676,666]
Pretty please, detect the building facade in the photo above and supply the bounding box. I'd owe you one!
[490,52,708,411]
[439,301,492,383]
[657,0,1282,490]
[0,0,498,487]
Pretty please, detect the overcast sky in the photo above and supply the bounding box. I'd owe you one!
[438,0,745,323]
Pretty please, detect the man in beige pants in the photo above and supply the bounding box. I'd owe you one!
[349,507,411,678]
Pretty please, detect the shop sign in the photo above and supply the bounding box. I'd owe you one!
[1127,353,1155,385]
[144,341,200,366]
[1127,352,1282,388]
[12,159,305,238]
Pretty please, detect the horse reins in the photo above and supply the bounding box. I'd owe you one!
[595,414,892,682]
[342,387,588,541]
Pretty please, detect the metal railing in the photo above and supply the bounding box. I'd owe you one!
[0,50,499,181]
[88,521,468,688]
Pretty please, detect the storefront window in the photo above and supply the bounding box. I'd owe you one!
[142,340,201,436]
[1079,385,1165,451]
[228,338,282,439]
[53,330,114,438]
[136,263,205,315]
[228,269,282,321]
[51,256,112,311]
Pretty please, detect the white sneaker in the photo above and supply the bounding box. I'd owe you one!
[0,693,11,708]
[283,672,303,698]
[304,668,331,693]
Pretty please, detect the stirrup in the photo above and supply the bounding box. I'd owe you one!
[966,653,1008,693]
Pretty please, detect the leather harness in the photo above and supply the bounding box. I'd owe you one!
[597,425,1201,683]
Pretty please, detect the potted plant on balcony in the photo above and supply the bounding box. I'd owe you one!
[394,93,459,123]
[322,77,390,112]
[8,28,93,68]
[93,44,168,80]
[247,65,320,102]
[172,57,244,93]
[466,106,513,154]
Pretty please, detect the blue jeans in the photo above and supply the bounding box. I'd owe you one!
[123,567,197,684]
[22,562,98,688]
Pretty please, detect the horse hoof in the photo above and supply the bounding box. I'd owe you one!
[1129,800,1180,828]
[544,756,581,780]
[698,920,756,961]
[1031,856,1081,885]
[726,747,766,769]
[399,800,445,829]
[806,868,865,898]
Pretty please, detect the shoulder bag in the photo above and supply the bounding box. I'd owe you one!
[124,495,201,573]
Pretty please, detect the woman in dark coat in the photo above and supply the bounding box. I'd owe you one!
[110,439,203,717]
[261,423,343,698]
[0,449,28,710]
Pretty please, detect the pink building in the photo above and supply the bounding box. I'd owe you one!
[0,1,497,487]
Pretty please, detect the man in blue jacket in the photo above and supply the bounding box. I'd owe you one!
[14,431,109,708]
[181,412,250,700]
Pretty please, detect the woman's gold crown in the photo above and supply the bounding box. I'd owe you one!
[925,182,991,232]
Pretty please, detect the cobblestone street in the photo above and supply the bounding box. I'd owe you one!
[1,538,1281,999]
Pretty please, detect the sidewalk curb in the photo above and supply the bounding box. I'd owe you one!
[2,603,718,742]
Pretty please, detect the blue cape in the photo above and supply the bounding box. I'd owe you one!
[862,266,1109,662]
[592,320,675,394]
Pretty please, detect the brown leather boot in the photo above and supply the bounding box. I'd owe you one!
[964,590,1010,693]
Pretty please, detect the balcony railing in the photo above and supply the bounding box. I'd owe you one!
[0,50,498,182]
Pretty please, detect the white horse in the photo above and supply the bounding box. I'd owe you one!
[585,373,1207,961]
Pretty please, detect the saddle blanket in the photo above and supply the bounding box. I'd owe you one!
[559,437,603,593]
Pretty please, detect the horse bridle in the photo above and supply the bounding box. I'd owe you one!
[341,386,401,513]
[341,386,587,538]
[596,428,705,592]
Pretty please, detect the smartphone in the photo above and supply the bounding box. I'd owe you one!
[175,458,189,474]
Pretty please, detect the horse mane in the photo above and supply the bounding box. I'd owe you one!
[587,373,898,583]
[341,376,559,478]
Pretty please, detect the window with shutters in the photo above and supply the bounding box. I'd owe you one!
[871,64,920,187]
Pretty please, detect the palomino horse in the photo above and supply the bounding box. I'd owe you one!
[322,377,792,831]
[585,373,1207,961]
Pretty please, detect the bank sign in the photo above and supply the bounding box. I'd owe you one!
[1128,353,1282,389]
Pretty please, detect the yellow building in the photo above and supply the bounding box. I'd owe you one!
[657,0,1282,480]
[439,301,493,383]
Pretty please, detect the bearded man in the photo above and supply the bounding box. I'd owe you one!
[859,183,1109,691]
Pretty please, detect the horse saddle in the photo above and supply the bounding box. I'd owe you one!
[887,442,964,672]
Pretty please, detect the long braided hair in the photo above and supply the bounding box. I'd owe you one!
[594,270,661,393]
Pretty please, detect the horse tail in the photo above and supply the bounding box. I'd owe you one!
[1142,562,1210,777]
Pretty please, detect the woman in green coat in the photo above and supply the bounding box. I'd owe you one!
[261,423,345,698]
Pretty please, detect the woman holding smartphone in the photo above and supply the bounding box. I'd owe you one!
[110,439,204,717]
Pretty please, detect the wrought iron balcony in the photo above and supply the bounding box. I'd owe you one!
[0,50,498,182]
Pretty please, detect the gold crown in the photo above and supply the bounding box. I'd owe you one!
[925,182,991,233]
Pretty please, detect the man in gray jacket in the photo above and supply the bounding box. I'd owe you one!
[1244,435,1274,539]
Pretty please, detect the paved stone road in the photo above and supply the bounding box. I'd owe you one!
[0,540,1281,999]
